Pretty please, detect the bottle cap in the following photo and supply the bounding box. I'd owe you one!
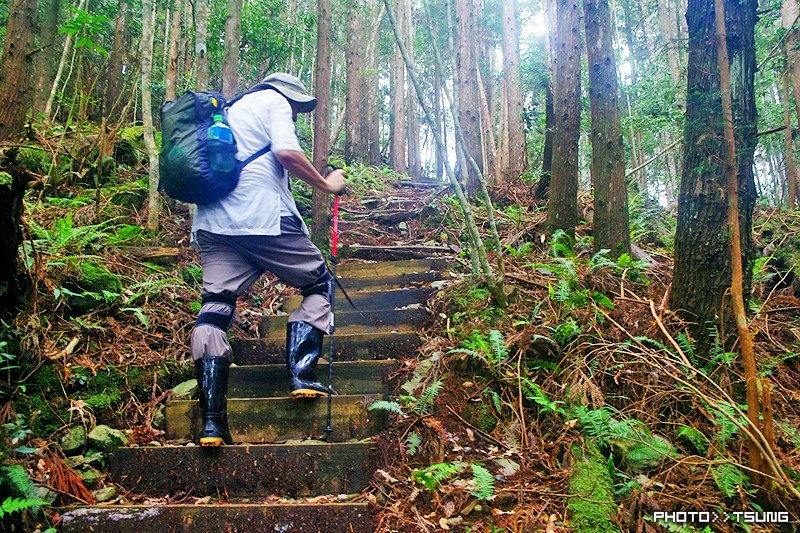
[213,114,223,122]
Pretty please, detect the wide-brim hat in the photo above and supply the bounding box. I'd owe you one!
[260,72,317,113]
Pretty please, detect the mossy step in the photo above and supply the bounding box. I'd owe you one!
[231,332,422,365]
[165,395,385,443]
[333,270,443,291]
[59,503,372,533]
[336,258,448,278]
[258,308,428,339]
[228,360,399,397]
[283,287,434,313]
[110,442,375,498]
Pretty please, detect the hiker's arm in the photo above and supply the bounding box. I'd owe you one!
[274,150,346,194]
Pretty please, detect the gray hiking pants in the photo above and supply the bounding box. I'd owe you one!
[190,216,331,361]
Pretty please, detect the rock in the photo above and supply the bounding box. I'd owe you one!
[32,486,58,505]
[63,259,122,314]
[60,426,87,455]
[79,468,102,487]
[66,455,89,469]
[88,425,128,449]
[172,379,198,399]
[92,486,118,502]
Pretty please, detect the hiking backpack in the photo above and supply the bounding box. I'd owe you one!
[158,87,271,205]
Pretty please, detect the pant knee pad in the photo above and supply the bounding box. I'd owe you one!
[300,269,333,302]
[196,293,236,331]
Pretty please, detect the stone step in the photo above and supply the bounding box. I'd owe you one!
[231,332,421,365]
[228,360,399,398]
[166,394,385,443]
[258,308,428,339]
[283,287,433,313]
[336,257,447,278]
[59,503,372,533]
[110,442,375,498]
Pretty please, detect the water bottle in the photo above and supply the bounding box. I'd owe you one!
[207,114,236,173]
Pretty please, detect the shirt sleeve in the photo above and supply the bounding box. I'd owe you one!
[268,95,303,153]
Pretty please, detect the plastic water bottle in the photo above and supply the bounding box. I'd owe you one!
[207,114,236,172]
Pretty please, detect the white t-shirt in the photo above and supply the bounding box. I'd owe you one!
[192,89,307,237]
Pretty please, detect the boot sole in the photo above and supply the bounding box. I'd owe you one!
[290,389,330,399]
[200,437,224,446]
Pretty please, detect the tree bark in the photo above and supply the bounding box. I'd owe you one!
[194,0,210,91]
[781,66,799,209]
[166,0,182,101]
[142,0,161,231]
[453,0,484,195]
[345,0,368,163]
[311,0,332,249]
[781,0,800,132]
[657,0,685,109]
[501,0,526,181]
[32,0,61,115]
[103,1,128,116]
[222,0,243,99]
[44,0,86,125]
[0,0,37,140]
[584,0,631,258]
[391,0,407,173]
[406,0,421,178]
[365,0,384,165]
[546,0,582,235]
[670,0,757,345]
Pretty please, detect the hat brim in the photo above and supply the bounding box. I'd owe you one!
[264,82,317,113]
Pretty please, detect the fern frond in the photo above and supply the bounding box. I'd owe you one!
[2,465,35,498]
[488,330,508,365]
[413,380,443,415]
[634,336,671,353]
[367,400,406,416]
[0,496,48,519]
[623,434,676,472]
[470,464,495,500]
[712,461,748,498]
[405,432,422,456]
[413,462,458,491]
[675,333,695,361]
[676,425,709,454]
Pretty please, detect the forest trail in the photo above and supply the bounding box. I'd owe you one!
[57,182,451,531]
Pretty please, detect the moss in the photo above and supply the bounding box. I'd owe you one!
[62,259,122,313]
[567,442,619,533]
[0,171,11,188]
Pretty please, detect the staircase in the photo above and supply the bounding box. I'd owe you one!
[59,258,448,533]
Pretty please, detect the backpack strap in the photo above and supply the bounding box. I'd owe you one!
[224,83,272,109]
[241,143,272,168]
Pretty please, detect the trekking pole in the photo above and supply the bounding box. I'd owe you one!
[324,194,340,440]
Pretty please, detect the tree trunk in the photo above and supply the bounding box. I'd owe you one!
[365,0,384,166]
[584,0,631,258]
[32,0,61,115]
[782,0,800,133]
[670,0,757,345]
[453,0,484,195]
[501,0,526,181]
[391,0,407,173]
[345,0,368,163]
[44,0,86,125]
[311,0,332,249]
[142,0,161,231]
[781,66,799,209]
[0,0,38,140]
[103,1,128,116]
[657,0,685,109]
[222,0,243,99]
[194,0,210,91]
[546,0,582,234]
[476,65,497,183]
[433,62,445,180]
[405,0,421,178]
[166,0,182,101]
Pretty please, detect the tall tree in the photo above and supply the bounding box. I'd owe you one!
[222,0,243,98]
[453,0,484,194]
[103,1,129,116]
[584,0,630,257]
[782,0,800,131]
[195,0,210,91]
[670,0,757,342]
[781,66,799,209]
[311,0,332,248]
[166,0,182,101]
[0,0,38,140]
[32,0,61,115]
[345,0,369,163]
[546,0,582,234]
[391,0,408,173]
[501,0,526,181]
[406,0,422,178]
[142,0,161,231]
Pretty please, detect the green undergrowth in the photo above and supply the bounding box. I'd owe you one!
[567,443,619,533]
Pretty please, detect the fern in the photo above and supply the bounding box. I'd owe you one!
[521,378,564,415]
[675,333,695,361]
[413,462,459,491]
[484,389,502,413]
[470,464,495,500]
[710,402,743,450]
[623,434,676,472]
[412,380,443,415]
[368,400,406,416]
[2,465,35,498]
[488,330,508,365]
[676,425,709,454]
[712,461,748,498]
[634,336,671,353]
[405,432,422,456]
[0,497,48,519]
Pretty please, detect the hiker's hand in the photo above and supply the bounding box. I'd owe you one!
[325,169,347,195]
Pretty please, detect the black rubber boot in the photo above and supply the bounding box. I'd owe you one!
[194,355,233,446]
[286,321,336,399]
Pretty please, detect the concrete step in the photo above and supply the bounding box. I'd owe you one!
[336,258,448,278]
[231,332,421,365]
[258,308,428,339]
[59,503,372,533]
[110,442,375,498]
[283,286,433,313]
[165,394,385,443]
[228,360,399,398]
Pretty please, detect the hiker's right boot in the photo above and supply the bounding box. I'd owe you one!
[286,321,337,399]
[195,355,233,446]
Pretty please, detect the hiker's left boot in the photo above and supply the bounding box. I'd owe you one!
[285,321,337,399]
[195,355,234,446]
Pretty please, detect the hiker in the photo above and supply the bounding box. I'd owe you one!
[189,73,346,446]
